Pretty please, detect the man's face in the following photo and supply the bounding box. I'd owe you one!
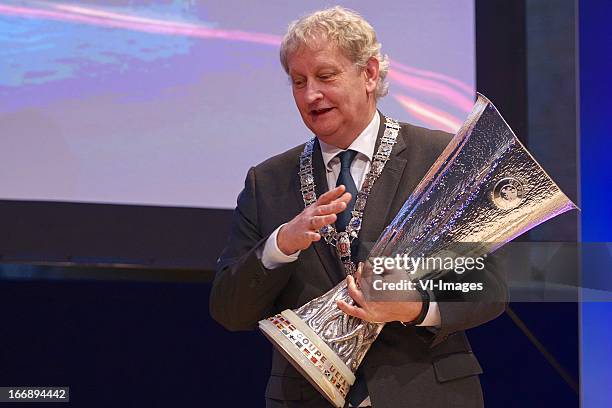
[287,40,378,148]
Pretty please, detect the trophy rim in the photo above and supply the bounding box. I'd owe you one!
[474,92,578,211]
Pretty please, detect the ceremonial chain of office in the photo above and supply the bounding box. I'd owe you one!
[299,117,400,275]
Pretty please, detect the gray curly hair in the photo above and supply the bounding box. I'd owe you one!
[279,6,390,99]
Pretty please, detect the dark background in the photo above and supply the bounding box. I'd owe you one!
[0,0,587,406]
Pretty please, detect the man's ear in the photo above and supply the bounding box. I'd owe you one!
[364,57,380,95]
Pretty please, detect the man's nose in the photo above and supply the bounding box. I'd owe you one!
[304,82,323,104]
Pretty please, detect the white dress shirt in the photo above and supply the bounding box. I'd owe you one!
[260,112,441,329]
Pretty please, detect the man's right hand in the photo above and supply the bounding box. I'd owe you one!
[277,185,352,255]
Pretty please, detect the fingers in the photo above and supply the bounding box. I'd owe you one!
[309,214,337,230]
[338,276,387,323]
[311,190,351,219]
[355,262,363,286]
[314,200,347,216]
[336,192,353,206]
[337,300,368,320]
[284,185,355,254]
[304,231,321,242]
[317,185,346,205]
[346,275,366,307]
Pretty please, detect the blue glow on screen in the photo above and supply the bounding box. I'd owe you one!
[580,1,612,407]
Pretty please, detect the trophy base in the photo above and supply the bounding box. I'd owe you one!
[259,309,355,408]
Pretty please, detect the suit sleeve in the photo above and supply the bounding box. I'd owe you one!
[430,255,508,347]
[209,166,298,331]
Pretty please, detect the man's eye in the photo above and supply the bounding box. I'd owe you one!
[319,73,334,80]
[292,79,305,88]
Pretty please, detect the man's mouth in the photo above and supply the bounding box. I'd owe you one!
[310,107,334,118]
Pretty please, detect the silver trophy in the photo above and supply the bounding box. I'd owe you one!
[258,94,577,407]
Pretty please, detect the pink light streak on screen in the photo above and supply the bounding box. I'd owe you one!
[387,68,474,113]
[0,1,472,132]
[392,94,463,133]
[391,59,474,96]
[0,3,282,46]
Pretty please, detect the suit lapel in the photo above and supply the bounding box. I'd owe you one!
[358,113,409,256]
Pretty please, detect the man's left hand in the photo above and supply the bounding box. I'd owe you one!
[336,263,423,324]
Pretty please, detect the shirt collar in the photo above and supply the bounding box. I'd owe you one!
[319,112,380,170]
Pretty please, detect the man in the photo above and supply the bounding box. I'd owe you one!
[210,6,506,408]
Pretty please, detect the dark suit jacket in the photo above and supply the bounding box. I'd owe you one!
[210,112,507,408]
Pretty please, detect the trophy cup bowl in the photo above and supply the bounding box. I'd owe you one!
[258,93,577,407]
